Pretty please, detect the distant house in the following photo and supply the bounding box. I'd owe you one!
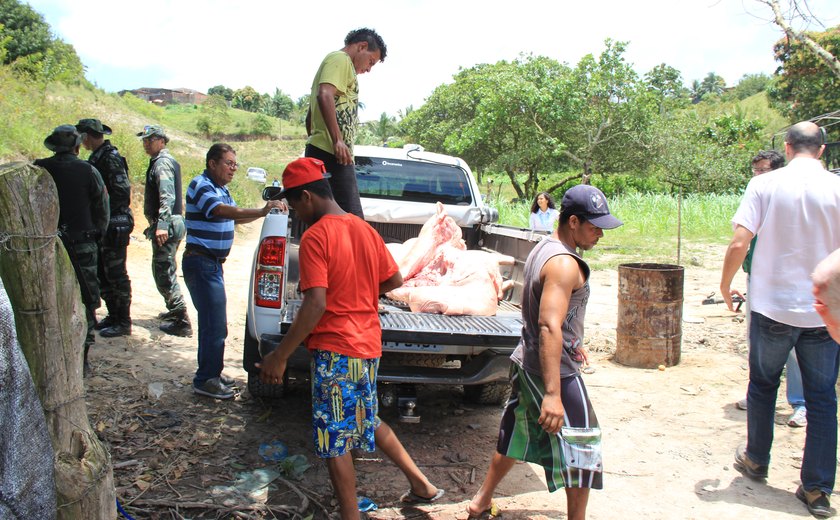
[119,87,207,105]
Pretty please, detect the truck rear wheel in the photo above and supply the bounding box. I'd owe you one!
[464,382,511,405]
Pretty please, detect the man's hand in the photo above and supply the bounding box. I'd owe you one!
[256,350,287,385]
[538,393,565,434]
[720,282,745,313]
[333,140,353,165]
[263,200,287,215]
[155,229,169,246]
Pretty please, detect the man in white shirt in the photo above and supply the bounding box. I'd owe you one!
[720,121,840,518]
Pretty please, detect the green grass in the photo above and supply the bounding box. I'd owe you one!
[491,192,741,270]
[0,66,307,209]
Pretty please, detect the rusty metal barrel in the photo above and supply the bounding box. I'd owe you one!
[615,263,684,368]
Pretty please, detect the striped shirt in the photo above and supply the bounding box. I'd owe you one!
[185,171,236,259]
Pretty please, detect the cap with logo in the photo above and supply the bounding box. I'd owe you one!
[136,125,167,140]
[561,184,623,229]
[278,157,332,197]
[75,118,112,135]
[44,125,82,153]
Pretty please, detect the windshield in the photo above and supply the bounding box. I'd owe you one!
[355,155,473,205]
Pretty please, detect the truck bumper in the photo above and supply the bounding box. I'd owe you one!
[258,333,512,386]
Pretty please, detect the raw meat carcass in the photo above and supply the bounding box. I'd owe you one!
[387,203,514,315]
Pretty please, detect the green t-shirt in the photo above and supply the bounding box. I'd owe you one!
[742,235,758,274]
[307,50,359,157]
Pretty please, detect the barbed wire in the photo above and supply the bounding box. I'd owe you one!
[0,231,57,253]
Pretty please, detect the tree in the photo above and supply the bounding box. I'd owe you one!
[266,88,294,119]
[232,86,263,113]
[196,94,231,137]
[726,73,772,101]
[207,84,233,101]
[756,0,840,78]
[369,112,398,145]
[700,72,726,97]
[645,63,690,113]
[0,0,51,64]
[769,25,840,121]
[540,40,658,187]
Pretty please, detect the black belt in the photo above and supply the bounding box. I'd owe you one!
[184,246,225,263]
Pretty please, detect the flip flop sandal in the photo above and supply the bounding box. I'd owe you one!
[467,502,501,519]
[399,488,445,504]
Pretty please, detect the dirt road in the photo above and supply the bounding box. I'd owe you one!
[84,224,822,519]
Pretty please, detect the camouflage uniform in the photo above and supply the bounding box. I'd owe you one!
[143,148,187,314]
[88,140,134,329]
[34,147,109,369]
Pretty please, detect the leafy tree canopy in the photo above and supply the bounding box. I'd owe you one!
[769,25,840,121]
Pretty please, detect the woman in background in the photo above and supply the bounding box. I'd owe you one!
[529,191,559,231]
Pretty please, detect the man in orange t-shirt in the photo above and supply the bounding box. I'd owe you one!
[257,157,443,520]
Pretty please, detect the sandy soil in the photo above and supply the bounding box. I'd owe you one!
[83,223,826,520]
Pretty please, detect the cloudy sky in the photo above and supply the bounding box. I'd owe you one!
[25,0,840,121]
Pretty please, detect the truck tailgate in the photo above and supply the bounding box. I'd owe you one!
[279,300,522,347]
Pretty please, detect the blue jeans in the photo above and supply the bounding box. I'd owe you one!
[182,255,228,387]
[786,350,806,408]
[747,312,839,494]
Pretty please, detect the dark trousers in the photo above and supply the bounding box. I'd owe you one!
[304,144,364,218]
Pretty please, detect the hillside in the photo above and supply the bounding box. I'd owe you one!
[0,65,306,208]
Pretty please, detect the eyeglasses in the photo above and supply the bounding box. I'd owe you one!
[752,167,773,174]
[221,159,238,169]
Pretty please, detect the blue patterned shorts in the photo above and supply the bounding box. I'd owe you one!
[310,350,381,458]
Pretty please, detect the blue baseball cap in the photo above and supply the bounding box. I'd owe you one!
[561,185,623,229]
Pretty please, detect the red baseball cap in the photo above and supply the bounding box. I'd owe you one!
[279,157,332,196]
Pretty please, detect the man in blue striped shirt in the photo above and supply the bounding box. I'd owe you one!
[184,143,285,399]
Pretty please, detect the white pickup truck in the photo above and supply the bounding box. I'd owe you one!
[243,145,548,419]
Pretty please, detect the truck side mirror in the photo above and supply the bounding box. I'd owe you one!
[263,186,284,201]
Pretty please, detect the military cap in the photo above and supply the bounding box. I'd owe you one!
[136,124,168,140]
[44,125,82,153]
[75,118,112,135]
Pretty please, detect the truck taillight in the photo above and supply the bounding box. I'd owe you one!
[254,236,286,308]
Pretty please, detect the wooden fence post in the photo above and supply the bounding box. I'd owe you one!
[0,161,116,519]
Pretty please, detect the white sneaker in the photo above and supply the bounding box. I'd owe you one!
[788,406,807,428]
[736,398,748,410]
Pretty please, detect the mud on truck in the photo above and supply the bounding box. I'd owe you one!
[244,145,549,421]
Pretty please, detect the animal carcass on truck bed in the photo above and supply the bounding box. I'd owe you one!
[386,202,515,316]
[244,144,549,420]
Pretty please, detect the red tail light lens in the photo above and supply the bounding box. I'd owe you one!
[254,236,286,308]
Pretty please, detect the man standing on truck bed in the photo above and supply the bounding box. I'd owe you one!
[257,157,443,520]
[304,27,387,218]
[138,125,192,337]
[467,185,622,520]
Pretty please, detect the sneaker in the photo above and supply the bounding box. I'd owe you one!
[788,406,808,428]
[734,445,768,480]
[796,485,832,518]
[736,398,748,410]
[220,374,236,386]
[194,378,235,400]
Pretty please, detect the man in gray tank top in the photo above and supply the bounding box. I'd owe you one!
[467,185,622,520]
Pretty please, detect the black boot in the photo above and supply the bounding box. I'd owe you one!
[94,315,115,331]
[101,306,131,338]
[157,309,179,321]
[100,319,131,338]
[160,311,192,337]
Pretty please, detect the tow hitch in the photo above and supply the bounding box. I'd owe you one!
[380,384,421,423]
